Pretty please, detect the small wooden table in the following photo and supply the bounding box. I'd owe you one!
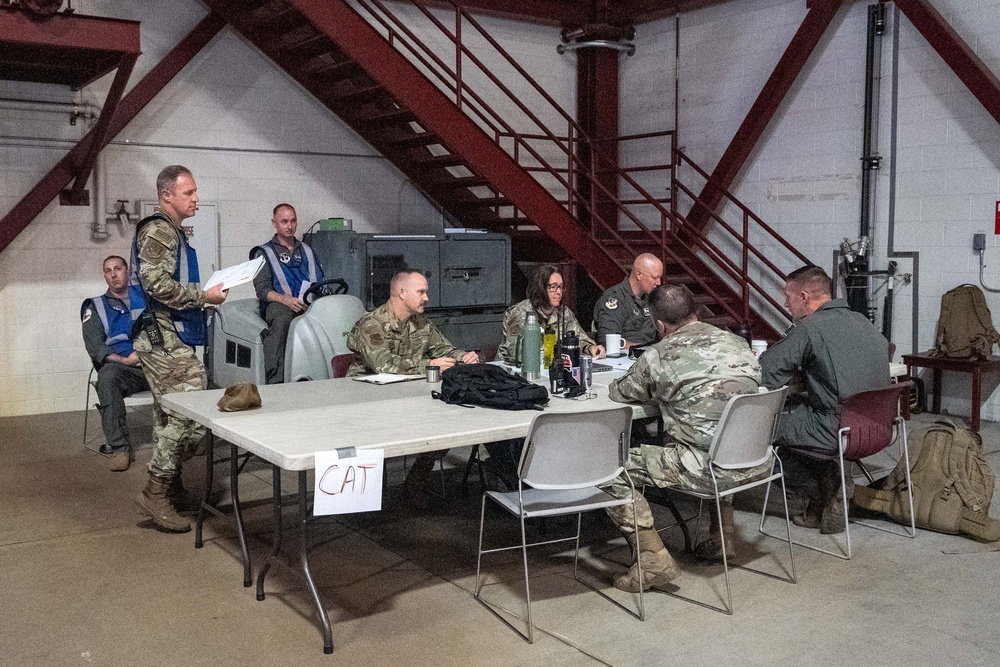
[902,352,1000,432]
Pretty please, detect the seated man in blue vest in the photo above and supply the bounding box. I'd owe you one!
[251,203,325,384]
[81,255,151,471]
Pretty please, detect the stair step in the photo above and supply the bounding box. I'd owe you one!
[338,84,389,104]
[382,133,443,149]
[358,108,416,126]
[412,153,468,168]
[450,196,512,208]
[302,56,362,81]
[245,2,303,32]
[274,26,326,53]
[430,175,489,188]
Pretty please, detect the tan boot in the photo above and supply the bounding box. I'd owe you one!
[613,529,681,593]
[135,473,191,532]
[694,503,737,560]
[166,477,202,514]
[109,447,131,472]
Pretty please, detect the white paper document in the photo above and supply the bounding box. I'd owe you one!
[314,449,385,515]
[203,256,265,290]
[353,373,425,385]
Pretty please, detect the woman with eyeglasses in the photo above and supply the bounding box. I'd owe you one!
[497,264,606,364]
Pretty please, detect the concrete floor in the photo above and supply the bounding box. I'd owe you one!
[2,409,999,667]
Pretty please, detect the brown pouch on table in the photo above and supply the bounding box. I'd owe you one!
[217,382,262,412]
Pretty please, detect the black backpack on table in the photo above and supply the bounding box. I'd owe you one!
[432,364,549,410]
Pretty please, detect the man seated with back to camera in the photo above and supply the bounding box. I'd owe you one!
[346,269,478,502]
[81,255,151,472]
[759,265,890,534]
[601,284,763,592]
[593,253,664,352]
[251,203,325,384]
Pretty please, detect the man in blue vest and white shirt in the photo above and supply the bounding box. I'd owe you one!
[251,203,325,384]
[81,255,151,471]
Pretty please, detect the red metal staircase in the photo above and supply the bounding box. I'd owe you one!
[206,0,812,339]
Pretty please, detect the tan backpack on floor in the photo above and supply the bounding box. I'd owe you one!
[933,284,1000,359]
[852,419,1000,541]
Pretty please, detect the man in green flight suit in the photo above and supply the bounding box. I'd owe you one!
[760,265,890,534]
[131,165,228,532]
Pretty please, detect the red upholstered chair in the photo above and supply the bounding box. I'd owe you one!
[763,382,915,560]
[330,354,353,379]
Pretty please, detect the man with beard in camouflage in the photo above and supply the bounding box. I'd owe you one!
[602,284,763,592]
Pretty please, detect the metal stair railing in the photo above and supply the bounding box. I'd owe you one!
[347,0,807,326]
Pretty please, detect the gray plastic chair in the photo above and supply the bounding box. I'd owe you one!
[82,365,154,449]
[475,406,642,643]
[667,386,796,615]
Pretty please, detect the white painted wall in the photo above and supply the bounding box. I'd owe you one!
[623,0,1000,420]
[0,0,569,416]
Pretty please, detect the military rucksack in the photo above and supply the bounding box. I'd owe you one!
[853,419,1000,541]
[933,284,1000,359]
[432,364,549,411]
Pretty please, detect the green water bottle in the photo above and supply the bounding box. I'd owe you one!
[521,311,542,380]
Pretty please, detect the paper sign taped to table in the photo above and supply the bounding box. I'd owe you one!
[313,449,384,515]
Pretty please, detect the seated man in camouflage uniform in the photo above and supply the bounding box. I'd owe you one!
[602,284,764,592]
[347,269,478,499]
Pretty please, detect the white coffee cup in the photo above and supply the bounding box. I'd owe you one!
[751,339,768,357]
[606,333,622,357]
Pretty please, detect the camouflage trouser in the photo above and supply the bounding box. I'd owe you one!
[602,444,772,535]
[134,322,208,479]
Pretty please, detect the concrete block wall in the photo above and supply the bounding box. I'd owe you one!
[0,0,569,417]
[623,0,1000,420]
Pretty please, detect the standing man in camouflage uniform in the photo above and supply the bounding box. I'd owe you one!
[347,269,477,499]
[602,284,763,592]
[593,253,663,351]
[760,265,889,533]
[131,165,227,532]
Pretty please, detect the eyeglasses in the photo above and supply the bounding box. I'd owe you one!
[546,283,564,292]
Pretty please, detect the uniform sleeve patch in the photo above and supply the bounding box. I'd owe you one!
[605,298,618,310]
[82,308,92,323]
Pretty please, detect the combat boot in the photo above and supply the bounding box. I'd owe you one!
[613,529,681,593]
[402,453,438,501]
[135,473,191,532]
[166,477,202,514]
[820,470,853,535]
[109,446,131,472]
[694,503,737,560]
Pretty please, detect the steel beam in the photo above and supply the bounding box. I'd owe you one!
[65,52,138,204]
[895,0,1000,127]
[0,10,140,53]
[284,0,624,287]
[687,0,846,231]
[0,13,225,253]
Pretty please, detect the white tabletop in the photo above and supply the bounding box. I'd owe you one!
[161,377,657,471]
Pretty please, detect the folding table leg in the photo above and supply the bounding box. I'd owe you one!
[231,443,251,587]
[298,471,333,655]
[195,432,214,550]
[256,465,282,601]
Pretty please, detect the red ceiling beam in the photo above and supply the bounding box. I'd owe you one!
[0,13,225,254]
[687,0,846,231]
[0,10,140,53]
[419,0,588,26]
[894,0,1000,127]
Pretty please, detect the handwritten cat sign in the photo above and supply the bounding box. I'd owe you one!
[313,449,385,515]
